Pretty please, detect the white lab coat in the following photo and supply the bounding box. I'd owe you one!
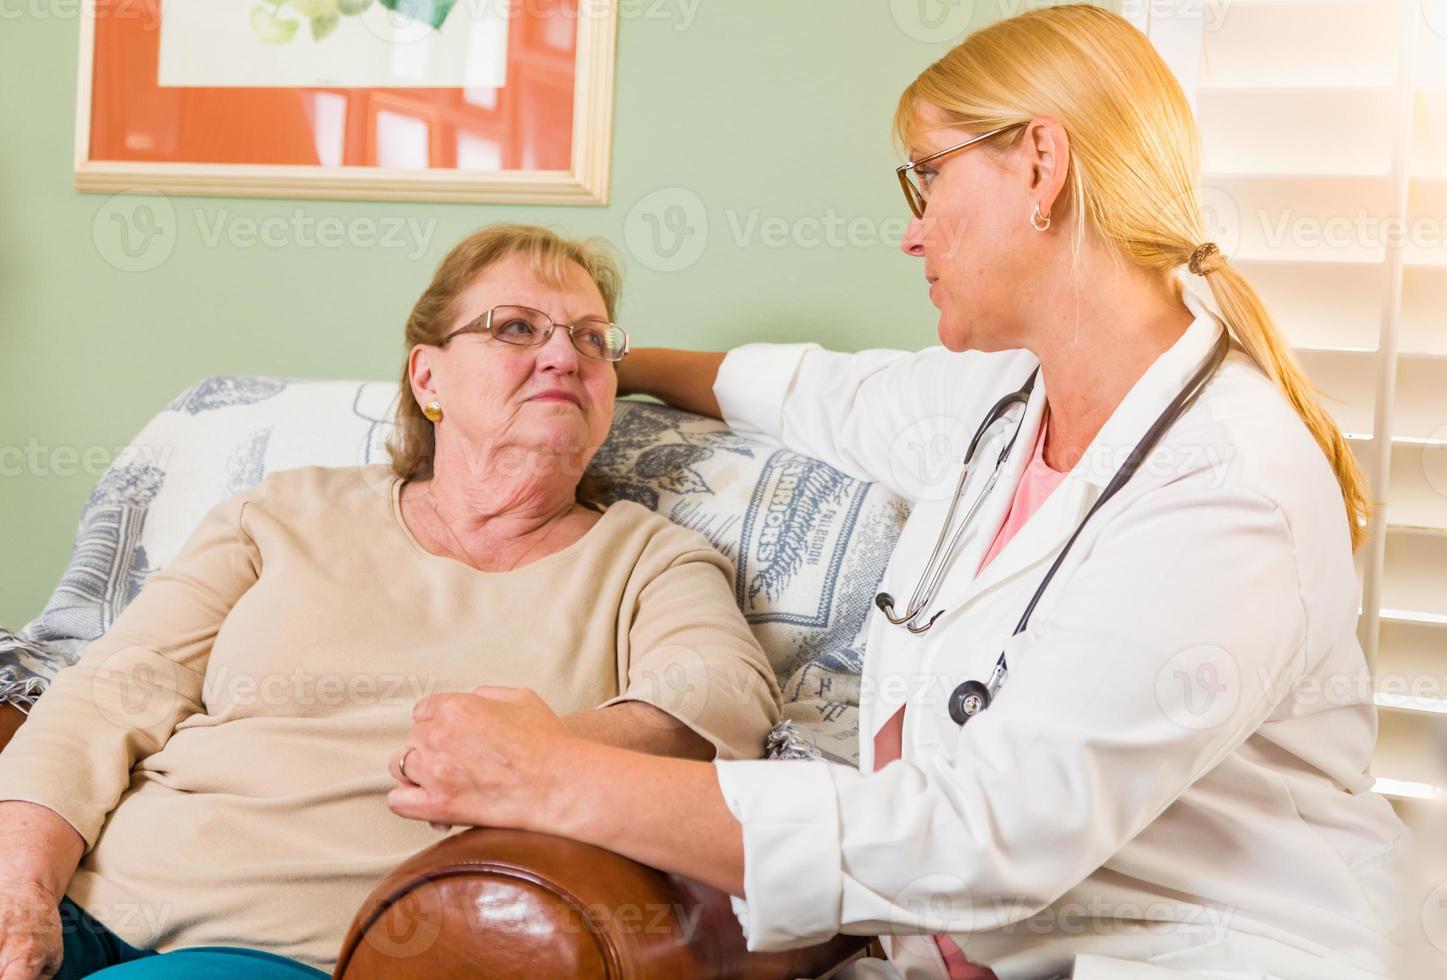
[709,290,1410,980]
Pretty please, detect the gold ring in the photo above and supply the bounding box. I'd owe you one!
[399,748,417,783]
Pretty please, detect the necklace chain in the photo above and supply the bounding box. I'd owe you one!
[417,483,569,572]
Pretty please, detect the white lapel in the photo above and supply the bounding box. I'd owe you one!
[934,294,1229,622]
[862,297,1226,750]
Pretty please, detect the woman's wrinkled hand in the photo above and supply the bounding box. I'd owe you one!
[0,882,63,980]
[386,686,582,834]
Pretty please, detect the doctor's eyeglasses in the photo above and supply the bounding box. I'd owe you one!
[441,305,631,362]
[895,124,1022,219]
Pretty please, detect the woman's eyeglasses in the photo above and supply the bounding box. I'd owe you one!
[895,124,1021,219]
[441,305,631,362]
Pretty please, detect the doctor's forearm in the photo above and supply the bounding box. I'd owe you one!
[549,740,746,896]
[615,348,725,420]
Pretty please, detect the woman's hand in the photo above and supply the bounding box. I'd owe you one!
[0,881,63,980]
[386,686,582,834]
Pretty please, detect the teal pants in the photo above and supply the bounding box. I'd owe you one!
[56,898,330,979]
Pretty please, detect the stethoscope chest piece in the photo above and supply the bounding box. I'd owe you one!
[948,680,992,725]
[877,330,1230,728]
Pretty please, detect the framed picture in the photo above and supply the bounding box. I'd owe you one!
[74,0,617,204]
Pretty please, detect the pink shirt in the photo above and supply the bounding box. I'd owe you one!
[872,414,1066,979]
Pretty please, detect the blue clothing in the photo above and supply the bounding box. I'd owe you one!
[56,899,329,979]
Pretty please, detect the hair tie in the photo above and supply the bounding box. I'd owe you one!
[1188,242,1221,276]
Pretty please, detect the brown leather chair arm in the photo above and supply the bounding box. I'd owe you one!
[0,702,25,753]
[334,827,873,979]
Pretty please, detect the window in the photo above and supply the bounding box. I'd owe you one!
[1132,1,1447,814]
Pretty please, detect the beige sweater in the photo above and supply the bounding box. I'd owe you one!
[0,465,781,969]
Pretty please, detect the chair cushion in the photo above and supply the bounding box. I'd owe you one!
[0,377,907,765]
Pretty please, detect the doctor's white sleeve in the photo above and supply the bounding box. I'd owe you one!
[712,475,1311,950]
[713,342,1032,501]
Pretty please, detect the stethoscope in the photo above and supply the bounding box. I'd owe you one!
[875,329,1231,726]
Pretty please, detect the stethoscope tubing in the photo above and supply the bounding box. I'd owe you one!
[967,330,1232,721]
[876,329,1233,724]
[876,371,1039,631]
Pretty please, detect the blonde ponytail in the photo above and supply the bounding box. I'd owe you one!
[1197,257,1371,549]
[896,4,1370,549]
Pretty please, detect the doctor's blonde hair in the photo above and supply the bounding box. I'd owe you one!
[895,4,1370,550]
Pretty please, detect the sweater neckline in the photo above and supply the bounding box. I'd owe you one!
[388,476,620,575]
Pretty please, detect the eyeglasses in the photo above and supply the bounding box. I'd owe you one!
[895,124,1022,219]
[441,305,631,362]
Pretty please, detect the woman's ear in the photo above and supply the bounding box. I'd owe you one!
[406,344,437,408]
[1023,115,1070,221]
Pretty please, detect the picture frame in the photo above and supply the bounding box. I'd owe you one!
[73,0,618,205]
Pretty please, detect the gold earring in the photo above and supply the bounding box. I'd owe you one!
[422,400,443,423]
[1030,203,1052,232]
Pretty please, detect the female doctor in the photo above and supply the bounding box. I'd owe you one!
[385,6,1409,977]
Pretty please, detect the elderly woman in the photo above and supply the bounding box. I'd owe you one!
[0,224,781,979]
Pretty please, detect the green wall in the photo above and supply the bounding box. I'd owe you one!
[0,0,1104,627]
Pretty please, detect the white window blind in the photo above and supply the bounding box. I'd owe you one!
[1131,0,1447,815]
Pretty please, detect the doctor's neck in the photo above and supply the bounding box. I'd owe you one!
[1025,247,1195,473]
